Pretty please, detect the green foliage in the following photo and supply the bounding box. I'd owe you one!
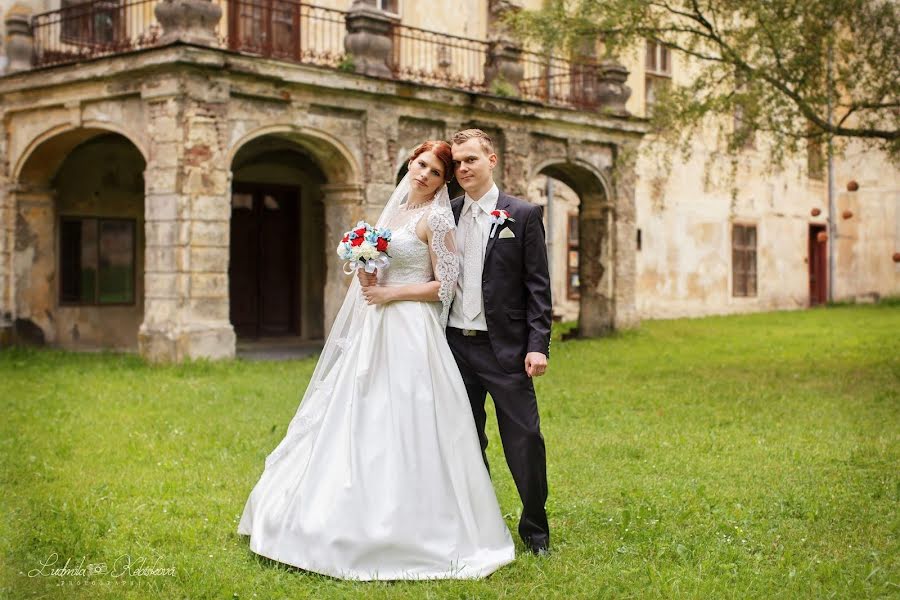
[509,0,900,165]
[490,76,519,98]
[1,305,899,598]
[337,54,356,73]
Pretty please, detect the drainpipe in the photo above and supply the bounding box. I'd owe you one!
[826,37,836,303]
[545,176,554,282]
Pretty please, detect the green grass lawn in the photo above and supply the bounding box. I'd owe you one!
[1,305,898,599]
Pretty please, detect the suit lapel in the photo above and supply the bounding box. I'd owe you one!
[484,192,510,261]
[451,197,463,225]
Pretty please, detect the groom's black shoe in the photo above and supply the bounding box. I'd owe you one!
[527,540,551,557]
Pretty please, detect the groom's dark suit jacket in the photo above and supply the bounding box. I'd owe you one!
[451,191,552,373]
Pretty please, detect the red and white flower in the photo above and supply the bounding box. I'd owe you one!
[337,221,392,273]
[489,209,515,238]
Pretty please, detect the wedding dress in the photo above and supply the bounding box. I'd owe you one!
[237,179,515,580]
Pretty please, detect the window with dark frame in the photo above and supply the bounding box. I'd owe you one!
[61,0,123,47]
[377,0,399,13]
[732,223,757,297]
[645,40,672,108]
[567,213,580,300]
[60,217,136,305]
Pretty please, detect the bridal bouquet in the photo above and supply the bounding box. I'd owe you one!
[337,221,392,274]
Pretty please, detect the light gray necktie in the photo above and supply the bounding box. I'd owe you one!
[463,202,483,320]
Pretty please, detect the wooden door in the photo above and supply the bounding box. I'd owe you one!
[228,0,300,60]
[228,0,264,54]
[229,184,299,337]
[270,1,301,61]
[808,224,828,306]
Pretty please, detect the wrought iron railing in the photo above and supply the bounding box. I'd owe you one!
[28,1,601,111]
[33,0,161,68]
[226,0,345,67]
[390,23,489,91]
[520,50,600,110]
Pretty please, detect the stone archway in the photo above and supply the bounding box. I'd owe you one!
[229,136,328,341]
[525,174,581,322]
[227,128,364,336]
[533,160,616,336]
[11,129,147,348]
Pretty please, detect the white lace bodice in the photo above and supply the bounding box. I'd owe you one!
[378,209,433,286]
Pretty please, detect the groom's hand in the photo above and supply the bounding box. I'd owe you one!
[525,352,548,378]
[357,269,377,288]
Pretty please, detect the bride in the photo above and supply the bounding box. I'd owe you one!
[237,140,515,580]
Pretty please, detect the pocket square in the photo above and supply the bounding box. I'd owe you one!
[499,228,516,239]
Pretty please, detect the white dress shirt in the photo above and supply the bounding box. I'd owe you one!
[448,183,499,331]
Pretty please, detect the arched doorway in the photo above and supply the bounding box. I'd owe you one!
[14,129,146,349]
[229,135,327,340]
[533,161,613,336]
[525,175,581,322]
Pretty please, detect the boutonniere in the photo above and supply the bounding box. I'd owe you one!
[489,209,516,238]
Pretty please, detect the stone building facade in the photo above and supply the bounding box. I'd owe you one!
[0,0,896,361]
[0,0,642,360]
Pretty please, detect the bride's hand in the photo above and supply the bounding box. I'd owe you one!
[357,269,377,288]
[361,285,393,305]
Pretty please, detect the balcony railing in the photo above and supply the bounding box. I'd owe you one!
[33,0,162,68]
[520,51,600,110]
[28,0,603,111]
[225,0,345,68]
[390,24,489,92]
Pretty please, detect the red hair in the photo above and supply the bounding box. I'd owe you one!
[409,140,454,182]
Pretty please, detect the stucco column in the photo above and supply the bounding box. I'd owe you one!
[11,184,57,344]
[0,182,14,344]
[344,0,399,78]
[502,128,529,199]
[138,77,235,362]
[322,183,364,334]
[596,60,632,116]
[4,7,34,73]
[610,147,639,330]
[155,0,223,47]
[578,190,614,336]
[485,39,524,96]
[484,1,524,96]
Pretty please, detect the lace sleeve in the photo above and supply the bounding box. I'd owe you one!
[427,204,460,327]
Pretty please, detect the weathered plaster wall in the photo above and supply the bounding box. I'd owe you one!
[615,33,900,318]
[634,124,900,319]
[401,0,489,40]
[832,140,900,300]
[13,185,55,341]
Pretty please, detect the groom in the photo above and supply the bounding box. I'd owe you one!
[446,128,552,556]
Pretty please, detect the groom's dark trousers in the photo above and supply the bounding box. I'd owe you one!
[446,329,550,547]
